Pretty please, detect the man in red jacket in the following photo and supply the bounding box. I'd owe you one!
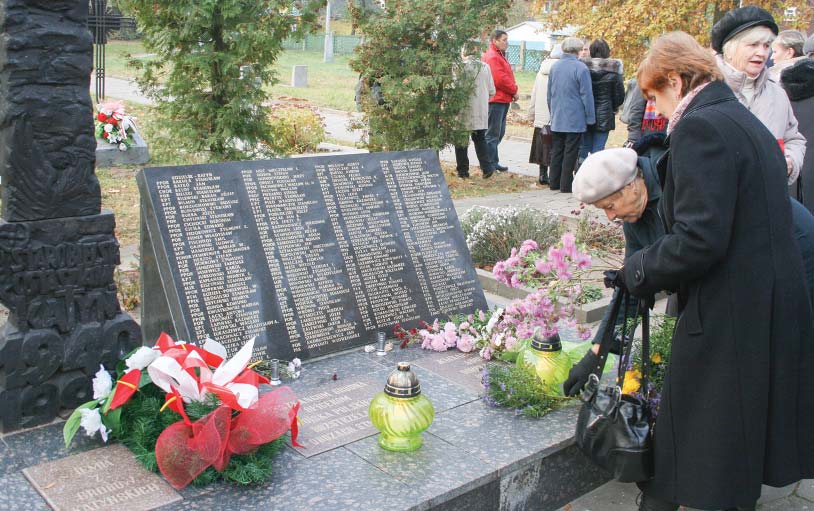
[482,30,519,173]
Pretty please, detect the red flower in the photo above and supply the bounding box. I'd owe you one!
[102,131,108,139]
[109,118,118,126]
[409,328,418,335]
[400,339,409,349]
[108,369,141,411]
[97,112,107,122]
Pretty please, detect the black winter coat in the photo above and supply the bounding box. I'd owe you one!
[624,81,814,509]
[782,59,814,212]
[582,58,625,132]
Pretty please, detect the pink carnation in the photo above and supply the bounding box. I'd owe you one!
[443,322,458,347]
[479,310,486,322]
[479,346,493,360]
[457,334,475,353]
[430,334,448,352]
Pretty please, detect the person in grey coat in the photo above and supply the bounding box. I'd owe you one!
[455,42,496,179]
[546,36,595,193]
[712,7,807,186]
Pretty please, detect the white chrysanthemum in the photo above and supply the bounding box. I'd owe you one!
[125,346,160,371]
[92,365,113,400]
[118,143,127,151]
[103,123,114,133]
[79,408,110,442]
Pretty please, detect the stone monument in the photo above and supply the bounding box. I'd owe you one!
[0,0,141,432]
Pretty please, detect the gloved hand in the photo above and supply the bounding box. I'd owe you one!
[603,269,627,291]
[563,349,603,397]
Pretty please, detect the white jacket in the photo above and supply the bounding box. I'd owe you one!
[528,58,557,127]
[460,57,495,131]
[718,55,807,185]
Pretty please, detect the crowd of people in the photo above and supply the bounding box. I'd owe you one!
[456,6,814,511]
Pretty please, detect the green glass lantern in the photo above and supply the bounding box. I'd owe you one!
[515,333,572,394]
[369,362,435,452]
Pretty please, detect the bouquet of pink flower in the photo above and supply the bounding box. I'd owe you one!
[95,100,136,151]
[493,233,592,289]
[489,233,594,348]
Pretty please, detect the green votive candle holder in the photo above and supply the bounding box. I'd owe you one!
[515,333,571,394]
[369,362,435,452]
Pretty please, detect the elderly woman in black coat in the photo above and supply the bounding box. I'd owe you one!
[565,32,814,511]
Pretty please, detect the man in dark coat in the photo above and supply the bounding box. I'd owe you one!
[622,80,814,509]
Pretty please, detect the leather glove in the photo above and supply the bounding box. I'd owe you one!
[603,269,627,291]
[563,350,602,397]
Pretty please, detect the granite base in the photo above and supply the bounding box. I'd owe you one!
[0,341,610,511]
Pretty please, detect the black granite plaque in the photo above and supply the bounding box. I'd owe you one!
[138,150,487,360]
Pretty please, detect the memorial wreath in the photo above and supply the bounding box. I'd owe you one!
[63,333,301,489]
[95,100,137,151]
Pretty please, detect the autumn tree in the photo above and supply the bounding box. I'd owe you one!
[121,0,323,161]
[349,0,512,151]
[543,0,813,77]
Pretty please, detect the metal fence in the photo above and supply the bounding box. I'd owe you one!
[282,33,362,54]
[280,36,545,70]
[507,43,550,72]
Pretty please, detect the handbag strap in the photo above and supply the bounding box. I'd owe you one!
[590,288,627,380]
[615,301,650,398]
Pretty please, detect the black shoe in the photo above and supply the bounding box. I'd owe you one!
[538,169,549,185]
[482,170,494,179]
[549,186,560,191]
[496,164,508,172]
[457,173,470,179]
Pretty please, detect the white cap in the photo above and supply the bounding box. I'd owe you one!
[573,148,639,203]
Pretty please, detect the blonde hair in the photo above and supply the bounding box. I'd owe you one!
[638,31,722,98]
[722,26,776,61]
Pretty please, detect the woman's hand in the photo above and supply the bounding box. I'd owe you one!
[786,156,793,177]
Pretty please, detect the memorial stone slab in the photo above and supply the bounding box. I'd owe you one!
[291,65,308,87]
[22,444,182,511]
[138,150,487,360]
[294,376,381,457]
[411,350,486,395]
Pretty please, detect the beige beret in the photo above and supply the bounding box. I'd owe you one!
[573,148,639,204]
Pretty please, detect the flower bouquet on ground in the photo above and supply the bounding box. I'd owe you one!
[95,100,137,151]
[63,333,301,489]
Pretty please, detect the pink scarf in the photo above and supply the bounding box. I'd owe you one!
[666,82,711,136]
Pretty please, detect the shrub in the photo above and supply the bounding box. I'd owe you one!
[460,206,564,268]
[266,100,326,156]
[574,208,626,255]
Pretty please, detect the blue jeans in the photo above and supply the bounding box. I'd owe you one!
[579,128,610,161]
[486,102,510,166]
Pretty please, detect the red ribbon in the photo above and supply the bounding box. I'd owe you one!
[155,386,300,489]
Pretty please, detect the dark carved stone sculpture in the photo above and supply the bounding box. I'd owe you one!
[0,0,140,432]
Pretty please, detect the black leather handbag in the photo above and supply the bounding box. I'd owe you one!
[574,290,654,483]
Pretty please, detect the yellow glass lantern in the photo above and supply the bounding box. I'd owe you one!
[515,333,573,394]
[368,362,435,452]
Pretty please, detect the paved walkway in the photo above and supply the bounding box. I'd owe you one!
[97,76,812,511]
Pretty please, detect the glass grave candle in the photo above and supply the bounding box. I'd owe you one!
[368,362,434,452]
[515,333,572,394]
